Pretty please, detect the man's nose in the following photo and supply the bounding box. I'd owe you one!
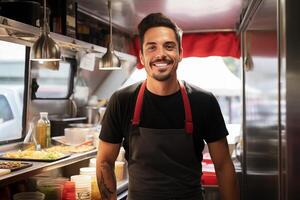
[154,46,167,59]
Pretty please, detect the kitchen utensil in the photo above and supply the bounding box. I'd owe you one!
[85,106,101,124]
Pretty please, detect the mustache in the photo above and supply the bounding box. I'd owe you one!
[150,57,173,65]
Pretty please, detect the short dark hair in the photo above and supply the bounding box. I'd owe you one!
[138,13,183,53]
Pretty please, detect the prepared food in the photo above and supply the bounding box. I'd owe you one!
[0,161,32,171]
[0,161,22,169]
[46,145,95,154]
[1,150,66,160]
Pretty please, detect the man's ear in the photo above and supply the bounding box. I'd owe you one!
[179,47,183,62]
[139,50,145,66]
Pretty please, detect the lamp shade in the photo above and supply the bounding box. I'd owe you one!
[99,43,121,70]
[30,32,61,62]
[30,0,61,70]
[99,0,121,70]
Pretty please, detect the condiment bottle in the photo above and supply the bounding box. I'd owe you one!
[36,112,51,148]
[115,161,125,182]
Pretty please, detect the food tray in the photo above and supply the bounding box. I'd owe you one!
[0,151,71,162]
[0,161,32,171]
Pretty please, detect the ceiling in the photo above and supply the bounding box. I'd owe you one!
[77,0,246,35]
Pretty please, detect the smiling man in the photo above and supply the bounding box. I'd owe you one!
[96,13,239,200]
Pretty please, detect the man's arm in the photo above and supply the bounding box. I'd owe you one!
[207,137,240,200]
[96,140,121,200]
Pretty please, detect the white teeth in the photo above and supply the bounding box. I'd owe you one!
[154,63,168,67]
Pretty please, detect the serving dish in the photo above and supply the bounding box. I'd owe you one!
[0,161,32,171]
[0,150,70,162]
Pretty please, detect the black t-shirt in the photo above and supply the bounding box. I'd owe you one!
[100,81,228,160]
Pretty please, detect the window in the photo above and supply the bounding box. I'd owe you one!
[0,95,14,122]
[31,59,75,99]
[0,40,26,141]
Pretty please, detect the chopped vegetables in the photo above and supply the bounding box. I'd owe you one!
[2,150,65,160]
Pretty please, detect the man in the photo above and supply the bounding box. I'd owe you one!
[96,13,239,200]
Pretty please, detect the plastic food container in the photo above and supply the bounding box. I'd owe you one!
[70,175,91,200]
[89,158,96,167]
[80,167,100,200]
[13,192,45,200]
[64,128,91,145]
[37,180,63,200]
[80,167,96,176]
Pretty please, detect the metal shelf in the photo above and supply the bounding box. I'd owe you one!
[0,149,97,187]
[0,148,128,196]
[0,16,136,64]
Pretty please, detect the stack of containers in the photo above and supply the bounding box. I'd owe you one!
[70,175,91,200]
[80,167,100,200]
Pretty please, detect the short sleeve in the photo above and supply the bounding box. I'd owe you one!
[99,92,123,144]
[203,94,229,143]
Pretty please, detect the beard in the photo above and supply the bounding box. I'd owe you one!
[152,73,172,81]
[149,57,177,81]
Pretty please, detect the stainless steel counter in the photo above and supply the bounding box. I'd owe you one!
[0,148,129,196]
[0,149,97,187]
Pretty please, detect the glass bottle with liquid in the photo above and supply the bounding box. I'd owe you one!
[36,112,51,148]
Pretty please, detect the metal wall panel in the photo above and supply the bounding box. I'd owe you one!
[278,0,286,199]
[243,0,279,199]
[285,0,300,199]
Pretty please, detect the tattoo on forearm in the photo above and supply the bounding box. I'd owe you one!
[98,163,116,200]
[100,170,114,199]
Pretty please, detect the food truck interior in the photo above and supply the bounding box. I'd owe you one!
[0,0,300,199]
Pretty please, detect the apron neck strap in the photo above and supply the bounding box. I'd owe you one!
[132,80,193,134]
[132,81,147,126]
[178,80,193,134]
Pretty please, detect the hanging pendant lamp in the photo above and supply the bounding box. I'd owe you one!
[99,0,121,70]
[30,0,61,70]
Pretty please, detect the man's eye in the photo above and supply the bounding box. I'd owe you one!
[166,44,175,50]
[147,46,156,51]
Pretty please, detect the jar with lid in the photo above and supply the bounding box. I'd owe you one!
[80,167,100,200]
[36,112,51,148]
[70,175,91,200]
